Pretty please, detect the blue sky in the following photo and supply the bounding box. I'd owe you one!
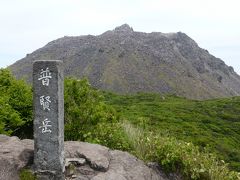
[0,0,239,74]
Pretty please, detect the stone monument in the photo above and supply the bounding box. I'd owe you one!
[33,60,65,179]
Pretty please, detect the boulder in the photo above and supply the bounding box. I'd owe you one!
[0,135,174,180]
[0,135,33,180]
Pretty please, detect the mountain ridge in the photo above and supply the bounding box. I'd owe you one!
[9,24,240,99]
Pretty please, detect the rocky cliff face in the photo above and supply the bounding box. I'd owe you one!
[10,24,240,99]
[0,134,180,180]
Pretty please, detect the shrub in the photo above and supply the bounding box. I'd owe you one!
[0,69,32,137]
[122,122,240,180]
[64,77,118,141]
[103,92,240,171]
[86,122,132,151]
[0,71,118,140]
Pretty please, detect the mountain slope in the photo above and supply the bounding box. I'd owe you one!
[10,24,240,99]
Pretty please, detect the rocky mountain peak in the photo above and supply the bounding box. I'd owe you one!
[9,25,240,99]
[114,24,133,32]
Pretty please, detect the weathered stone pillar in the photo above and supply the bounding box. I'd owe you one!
[33,60,65,180]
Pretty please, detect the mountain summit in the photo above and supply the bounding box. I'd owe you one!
[10,24,240,99]
[114,24,134,32]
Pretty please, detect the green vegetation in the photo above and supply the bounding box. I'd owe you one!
[0,69,32,137]
[122,122,239,180]
[0,68,239,179]
[64,77,118,141]
[103,92,240,172]
[19,169,36,180]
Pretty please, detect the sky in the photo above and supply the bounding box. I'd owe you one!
[0,0,239,74]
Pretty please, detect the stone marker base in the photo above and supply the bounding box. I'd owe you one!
[35,170,65,180]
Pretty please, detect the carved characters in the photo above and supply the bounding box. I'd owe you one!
[38,67,52,133]
[39,118,52,133]
[38,68,52,86]
[40,96,51,111]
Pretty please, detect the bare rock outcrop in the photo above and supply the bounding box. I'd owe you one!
[0,135,33,180]
[0,135,172,180]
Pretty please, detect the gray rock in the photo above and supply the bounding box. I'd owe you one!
[0,135,33,180]
[65,141,110,172]
[147,162,182,180]
[0,135,173,180]
[93,150,165,180]
[65,158,86,167]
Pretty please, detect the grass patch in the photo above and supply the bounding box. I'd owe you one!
[19,169,36,180]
